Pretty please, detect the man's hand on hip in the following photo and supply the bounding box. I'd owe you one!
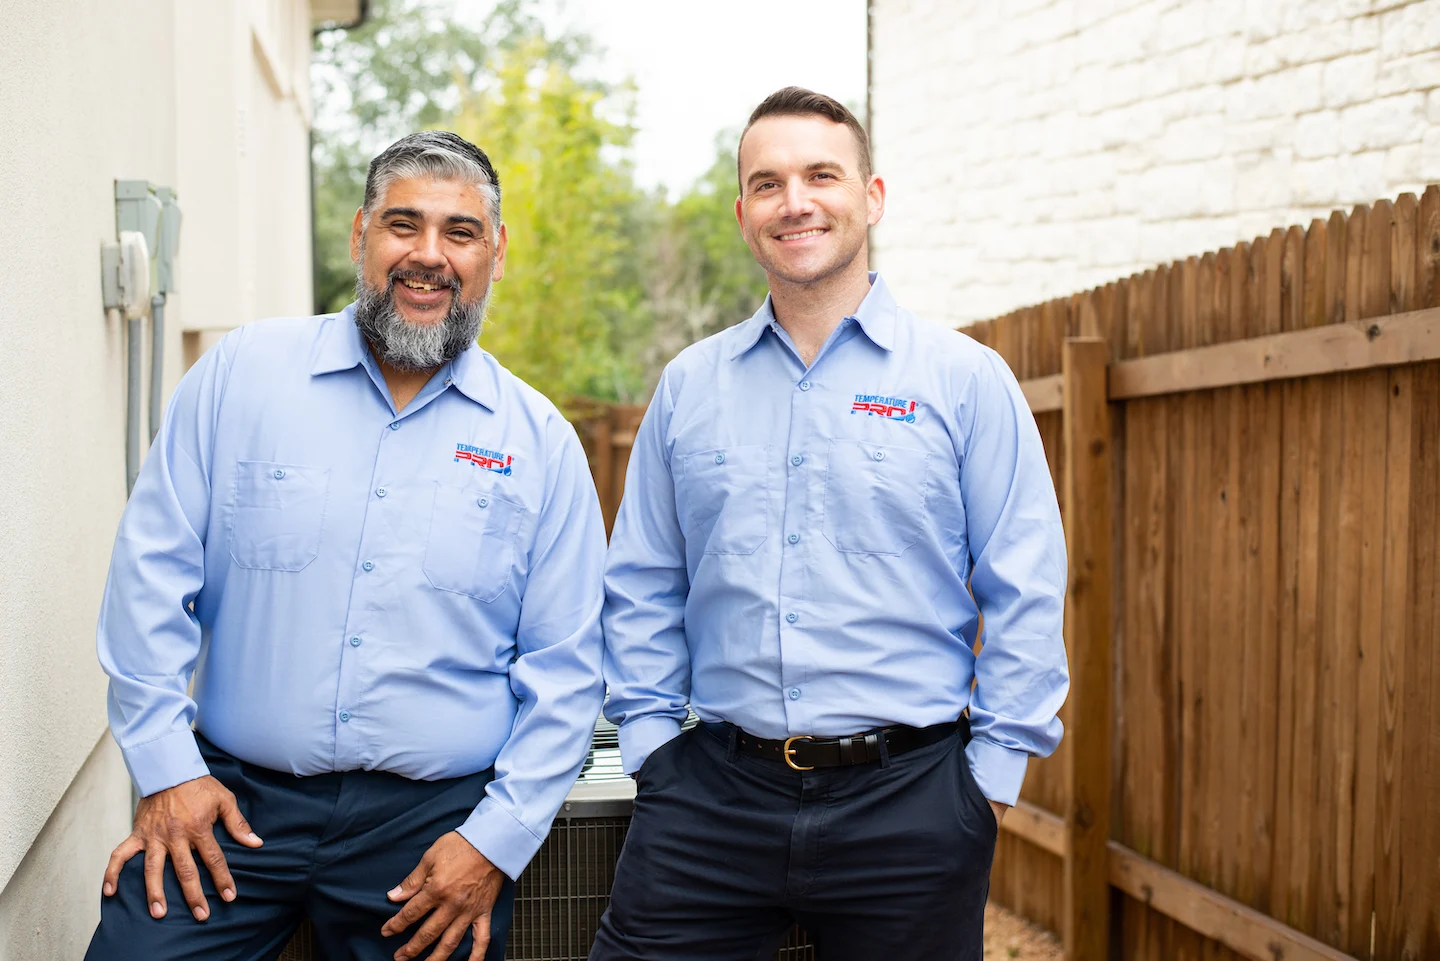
[101,774,264,921]
[382,831,505,961]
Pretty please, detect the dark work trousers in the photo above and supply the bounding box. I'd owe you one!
[86,735,515,961]
[589,720,998,961]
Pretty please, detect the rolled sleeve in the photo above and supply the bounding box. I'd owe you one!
[461,423,607,879]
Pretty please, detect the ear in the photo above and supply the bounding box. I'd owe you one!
[490,223,509,283]
[349,208,365,263]
[734,194,745,232]
[865,175,886,229]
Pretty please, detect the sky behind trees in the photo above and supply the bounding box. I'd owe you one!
[454,0,868,195]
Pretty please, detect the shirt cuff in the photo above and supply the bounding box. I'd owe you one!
[964,736,1030,807]
[618,714,684,776]
[123,729,209,798]
[458,799,545,881]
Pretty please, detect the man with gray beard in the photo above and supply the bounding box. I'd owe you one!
[87,131,607,961]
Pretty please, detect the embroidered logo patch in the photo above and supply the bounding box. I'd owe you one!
[850,394,918,423]
[454,443,513,475]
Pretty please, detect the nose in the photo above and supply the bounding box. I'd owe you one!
[779,178,815,219]
[409,227,447,269]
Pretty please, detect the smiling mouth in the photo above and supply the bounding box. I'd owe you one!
[398,278,448,292]
[776,228,828,241]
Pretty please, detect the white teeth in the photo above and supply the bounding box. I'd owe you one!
[401,279,439,291]
[779,228,825,241]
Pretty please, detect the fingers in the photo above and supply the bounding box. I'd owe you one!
[143,842,169,919]
[387,858,429,903]
[467,912,492,961]
[194,833,237,903]
[102,835,144,897]
[167,838,211,921]
[381,888,436,939]
[394,904,460,961]
[218,795,263,848]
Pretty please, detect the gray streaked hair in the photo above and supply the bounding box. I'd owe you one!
[361,130,502,234]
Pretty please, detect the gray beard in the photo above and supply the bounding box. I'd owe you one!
[352,270,490,372]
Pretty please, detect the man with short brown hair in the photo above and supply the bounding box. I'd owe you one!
[594,88,1069,960]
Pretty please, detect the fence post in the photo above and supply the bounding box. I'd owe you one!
[1061,336,1114,961]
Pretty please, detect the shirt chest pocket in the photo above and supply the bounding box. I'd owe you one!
[423,482,525,603]
[675,445,770,555]
[823,441,931,555]
[230,461,330,572]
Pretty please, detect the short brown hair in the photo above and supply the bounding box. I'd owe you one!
[737,86,873,190]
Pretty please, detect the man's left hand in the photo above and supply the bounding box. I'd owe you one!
[989,800,1009,828]
[382,831,505,961]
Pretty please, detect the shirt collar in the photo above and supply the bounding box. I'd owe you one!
[447,339,499,412]
[728,272,897,360]
[310,304,498,412]
[310,305,370,375]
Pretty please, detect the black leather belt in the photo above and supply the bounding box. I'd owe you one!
[731,718,966,771]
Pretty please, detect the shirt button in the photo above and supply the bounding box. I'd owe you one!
[362,561,374,572]
[389,422,400,430]
[789,688,801,700]
[786,612,798,623]
[273,468,285,479]
[350,636,362,647]
[787,533,799,545]
[799,381,812,391]
[874,450,886,462]
[714,453,726,465]
[477,496,489,508]
[376,487,387,498]
[790,454,803,467]
[338,711,351,722]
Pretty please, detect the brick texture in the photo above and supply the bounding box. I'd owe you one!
[871,0,1440,326]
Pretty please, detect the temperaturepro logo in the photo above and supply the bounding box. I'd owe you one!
[454,443,513,475]
[850,394,918,423]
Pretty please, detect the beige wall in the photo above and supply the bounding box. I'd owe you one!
[0,739,132,959]
[0,0,327,942]
[871,0,1440,327]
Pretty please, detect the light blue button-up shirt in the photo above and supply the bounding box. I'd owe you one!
[602,275,1068,805]
[97,307,607,879]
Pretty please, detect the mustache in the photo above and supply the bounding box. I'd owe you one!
[387,268,460,292]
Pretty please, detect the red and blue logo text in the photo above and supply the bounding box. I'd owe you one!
[454,443,513,475]
[851,394,918,423]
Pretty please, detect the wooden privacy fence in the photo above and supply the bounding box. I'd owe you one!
[971,187,1440,961]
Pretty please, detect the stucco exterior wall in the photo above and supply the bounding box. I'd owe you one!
[870,0,1440,327]
[0,0,322,940]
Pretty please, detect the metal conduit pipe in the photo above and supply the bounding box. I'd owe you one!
[150,293,166,441]
[126,311,144,495]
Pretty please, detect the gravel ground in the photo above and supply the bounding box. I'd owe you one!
[983,903,1063,960]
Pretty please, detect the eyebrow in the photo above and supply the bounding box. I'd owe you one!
[745,161,847,190]
[379,207,487,231]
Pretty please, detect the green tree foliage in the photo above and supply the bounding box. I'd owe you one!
[449,36,648,402]
[635,138,769,387]
[311,0,769,403]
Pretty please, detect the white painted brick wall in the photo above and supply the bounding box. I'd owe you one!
[871,0,1440,327]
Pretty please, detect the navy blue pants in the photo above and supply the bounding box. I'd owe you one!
[590,722,997,961]
[86,735,515,961]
